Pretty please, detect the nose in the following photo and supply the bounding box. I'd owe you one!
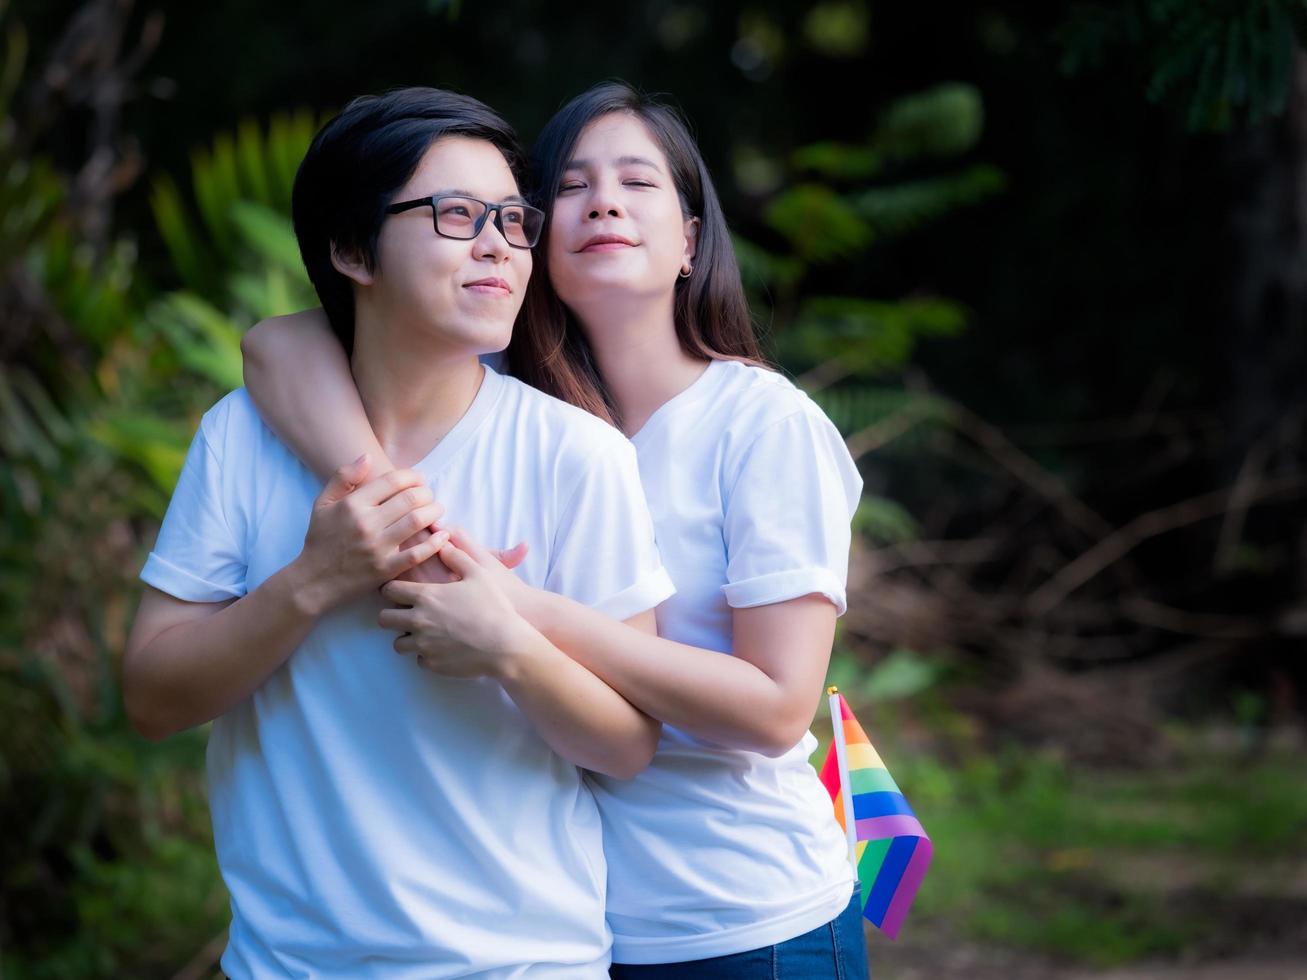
[472,207,512,262]
[585,179,625,221]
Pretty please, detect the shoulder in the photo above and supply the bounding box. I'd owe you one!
[712,360,838,454]
[711,362,861,509]
[199,387,270,438]
[196,388,292,468]
[500,373,633,462]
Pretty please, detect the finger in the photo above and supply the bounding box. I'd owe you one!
[375,484,437,529]
[494,541,529,570]
[378,608,415,632]
[447,526,508,571]
[315,453,370,507]
[355,468,427,507]
[380,502,446,549]
[447,525,489,560]
[394,634,417,654]
[426,500,446,530]
[385,530,450,577]
[436,541,480,578]
[380,579,424,606]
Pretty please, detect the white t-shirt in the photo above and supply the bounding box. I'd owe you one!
[589,358,863,964]
[140,365,674,980]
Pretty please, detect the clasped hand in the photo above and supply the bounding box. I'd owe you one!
[380,531,538,680]
[294,455,536,678]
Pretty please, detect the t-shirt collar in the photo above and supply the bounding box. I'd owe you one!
[412,361,505,474]
[629,359,723,445]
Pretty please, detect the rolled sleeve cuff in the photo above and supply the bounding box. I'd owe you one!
[141,552,246,604]
[589,566,676,622]
[721,568,848,617]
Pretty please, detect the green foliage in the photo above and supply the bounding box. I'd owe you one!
[124,122,317,493]
[810,383,943,435]
[765,183,873,261]
[145,293,246,391]
[827,648,945,702]
[2,663,219,980]
[791,84,987,181]
[1059,0,1307,130]
[870,83,987,164]
[151,111,317,302]
[802,1,870,59]
[732,233,803,292]
[86,411,190,506]
[783,296,967,373]
[1,39,312,963]
[745,87,1001,554]
[750,82,1000,418]
[851,494,921,544]
[850,165,1006,238]
[0,24,62,268]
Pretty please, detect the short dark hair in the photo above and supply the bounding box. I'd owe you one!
[509,80,764,426]
[291,86,526,351]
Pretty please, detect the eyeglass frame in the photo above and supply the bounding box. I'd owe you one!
[384,194,543,249]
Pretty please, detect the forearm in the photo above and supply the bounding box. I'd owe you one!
[241,312,393,481]
[529,595,808,756]
[499,628,660,779]
[125,564,325,739]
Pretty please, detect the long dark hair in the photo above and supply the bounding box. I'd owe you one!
[508,81,765,426]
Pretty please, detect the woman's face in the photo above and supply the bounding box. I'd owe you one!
[546,112,698,314]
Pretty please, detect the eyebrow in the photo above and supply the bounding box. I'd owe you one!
[424,188,527,204]
[563,156,665,174]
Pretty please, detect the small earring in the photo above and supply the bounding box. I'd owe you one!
[679,263,693,279]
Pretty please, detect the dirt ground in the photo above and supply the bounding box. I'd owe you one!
[871,938,1305,980]
[867,916,1307,980]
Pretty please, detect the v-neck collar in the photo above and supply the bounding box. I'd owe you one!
[410,362,505,474]
[628,359,723,446]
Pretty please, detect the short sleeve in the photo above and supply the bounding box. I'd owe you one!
[140,417,248,602]
[721,408,862,616]
[545,438,675,621]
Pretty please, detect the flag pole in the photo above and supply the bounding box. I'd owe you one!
[828,685,858,879]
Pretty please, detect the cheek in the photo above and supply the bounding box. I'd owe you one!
[655,203,691,252]
[545,234,572,284]
[376,223,427,272]
[509,248,533,290]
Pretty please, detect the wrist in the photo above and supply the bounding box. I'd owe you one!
[281,557,336,619]
[495,620,557,685]
[516,586,560,636]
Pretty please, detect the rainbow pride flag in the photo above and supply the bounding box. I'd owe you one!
[818,688,932,938]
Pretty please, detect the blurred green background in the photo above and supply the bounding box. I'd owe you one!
[3,1,1306,978]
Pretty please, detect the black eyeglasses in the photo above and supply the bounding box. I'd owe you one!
[385,194,544,249]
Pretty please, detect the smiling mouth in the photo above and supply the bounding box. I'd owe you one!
[463,279,512,295]
[578,235,638,253]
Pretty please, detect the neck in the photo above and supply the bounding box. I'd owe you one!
[350,306,485,468]
[570,289,709,436]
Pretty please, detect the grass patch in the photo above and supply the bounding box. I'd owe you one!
[811,703,1307,966]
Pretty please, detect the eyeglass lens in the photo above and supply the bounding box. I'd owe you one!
[434,197,541,248]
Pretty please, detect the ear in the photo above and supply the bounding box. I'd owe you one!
[330,241,376,286]
[682,215,700,264]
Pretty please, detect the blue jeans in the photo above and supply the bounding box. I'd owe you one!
[608,888,869,980]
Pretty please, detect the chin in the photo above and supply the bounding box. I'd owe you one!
[465,319,515,355]
[559,265,637,292]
